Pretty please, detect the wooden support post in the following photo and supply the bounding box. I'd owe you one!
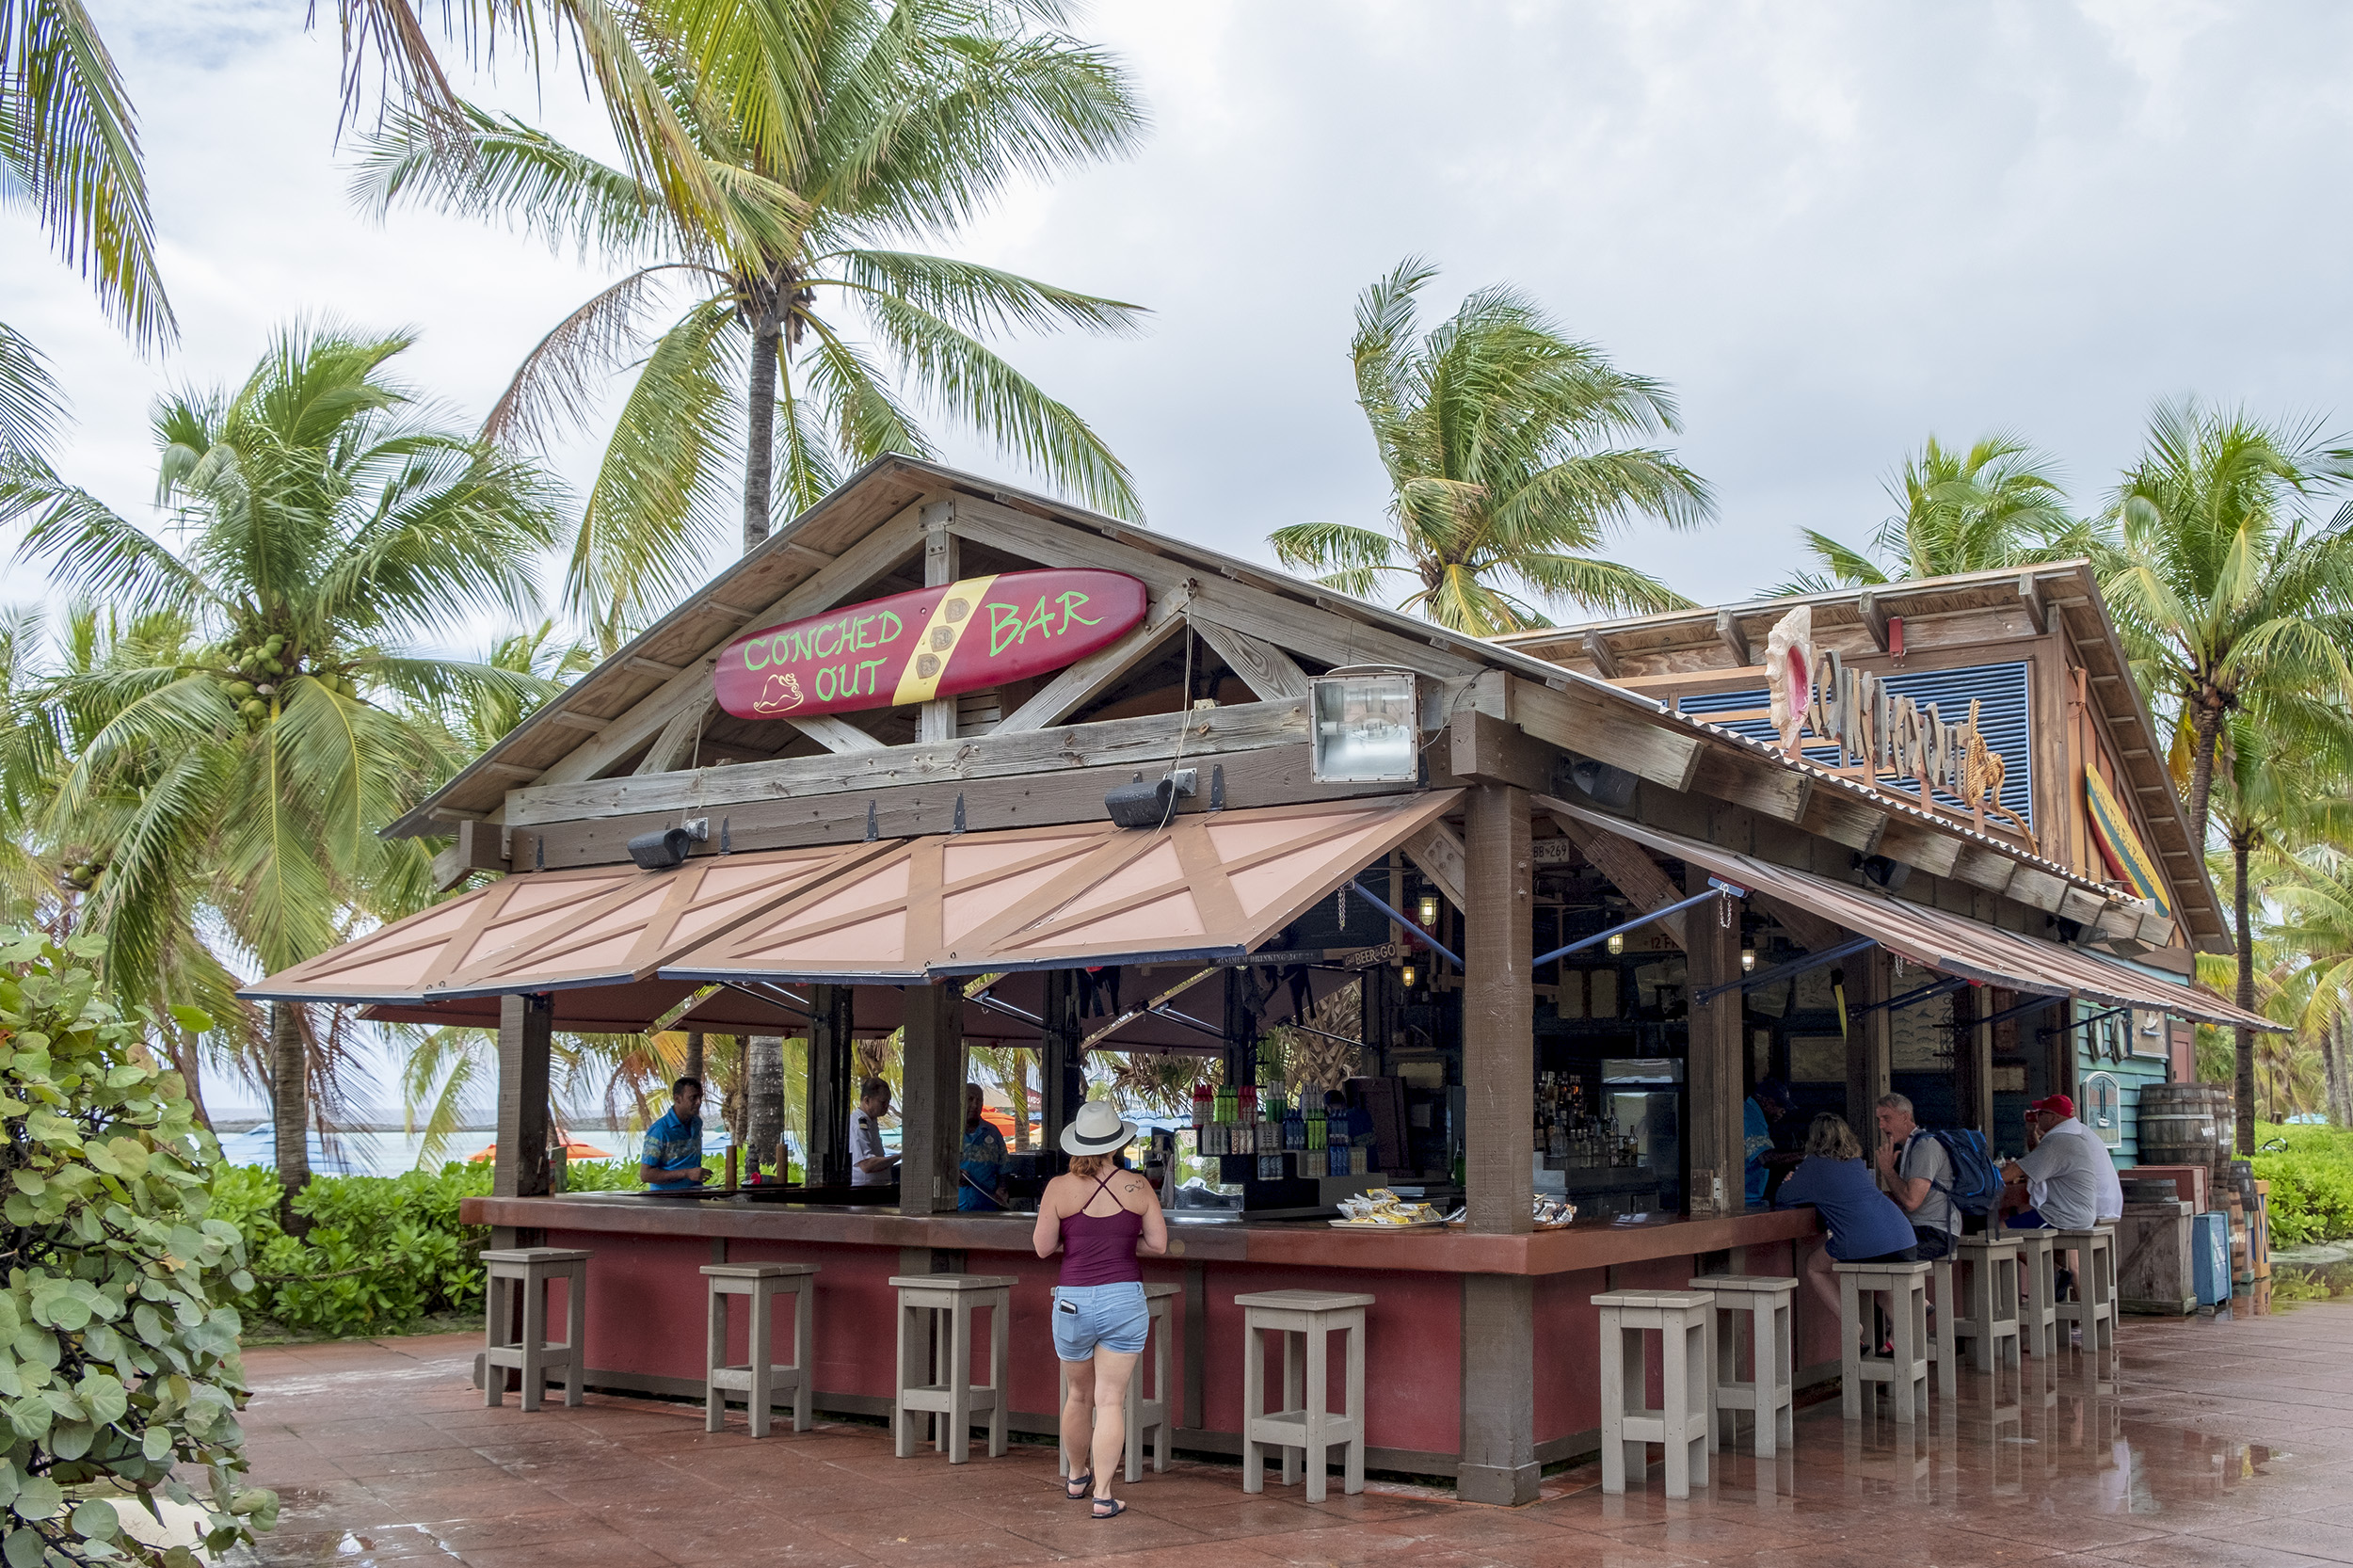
[1464,782,1532,1235]
[1849,950,1894,1162]
[1957,987,1993,1140]
[1040,969,1083,1177]
[900,983,963,1215]
[1684,865,1742,1217]
[805,984,855,1187]
[1223,968,1259,1105]
[1458,1272,1538,1506]
[492,992,554,1250]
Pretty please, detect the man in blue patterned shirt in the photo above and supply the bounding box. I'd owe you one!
[958,1082,1008,1210]
[639,1078,709,1190]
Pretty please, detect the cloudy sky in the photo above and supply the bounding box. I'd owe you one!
[16,1,2353,622]
[12,0,2353,1120]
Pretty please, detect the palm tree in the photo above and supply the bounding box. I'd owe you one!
[2098,399,2353,847]
[1270,258,1711,634]
[352,0,1147,644]
[1773,433,2082,595]
[1,0,171,349]
[2,322,561,1222]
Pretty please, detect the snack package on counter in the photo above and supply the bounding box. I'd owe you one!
[1533,1194,1578,1226]
[1335,1189,1443,1225]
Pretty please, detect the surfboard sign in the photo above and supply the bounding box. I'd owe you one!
[2085,764,2170,919]
[712,568,1149,722]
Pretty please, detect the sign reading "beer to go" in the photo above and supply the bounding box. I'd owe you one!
[712,568,1149,721]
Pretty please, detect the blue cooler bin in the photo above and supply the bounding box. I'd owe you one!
[2191,1210,2232,1305]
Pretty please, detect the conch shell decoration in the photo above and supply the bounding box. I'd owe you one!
[1764,605,1817,756]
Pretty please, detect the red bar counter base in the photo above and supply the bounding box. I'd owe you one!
[460,1194,1831,1480]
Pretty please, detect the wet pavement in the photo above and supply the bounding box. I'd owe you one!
[226,1300,2353,1568]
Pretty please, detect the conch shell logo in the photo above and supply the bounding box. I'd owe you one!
[1765,605,1815,756]
[754,671,807,713]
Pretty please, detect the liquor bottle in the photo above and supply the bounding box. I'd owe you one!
[1192,1083,1209,1129]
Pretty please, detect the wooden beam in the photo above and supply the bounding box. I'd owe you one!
[1873,815,1963,877]
[1548,815,1687,950]
[531,504,928,789]
[492,993,553,1208]
[1689,747,1810,824]
[1612,664,1769,699]
[785,714,888,754]
[431,819,508,892]
[1799,788,1889,854]
[521,741,1452,870]
[1751,891,1844,953]
[1187,616,1311,701]
[547,712,609,732]
[899,983,961,1216]
[947,494,1482,679]
[624,656,684,680]
[1714,608,1751,666]
[2017,573,2047,633]
[993,583,1193,734]
[1849,949,1893,1158]
[1581,632,1621,680]
[1947,842,2020,895]
[632,700,710,776]
[1402,821,1467,912]
[1684,862,1742,1216]
[1464,783,1533,1236]
[1857,591,1891,651]
[1495,675,1705,793]
[1449,710,1553,792]
[507,695,1312,826]
[480,761,544,780]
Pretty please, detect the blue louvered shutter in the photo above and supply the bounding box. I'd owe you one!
[1677,661,2033,829]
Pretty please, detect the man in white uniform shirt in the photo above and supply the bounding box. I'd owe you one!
[850,1077,901,1188]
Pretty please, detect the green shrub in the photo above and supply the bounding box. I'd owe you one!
[215,1156,673,1338]
[2251,1122,2353,1248]
[0,930,274,1568]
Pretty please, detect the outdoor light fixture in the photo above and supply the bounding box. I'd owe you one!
[1309,669,1419,782]
[1607,933,1625,956]
[1103,768,1197,829]
[627,818,708,871]
[1401,963,1417,989]
[1417,893,1440,930]
[1741,947,1757,972]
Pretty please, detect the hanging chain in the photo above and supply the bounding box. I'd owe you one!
[1721,889,1734,928]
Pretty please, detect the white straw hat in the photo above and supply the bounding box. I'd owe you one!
[1060,1098,1139,1155]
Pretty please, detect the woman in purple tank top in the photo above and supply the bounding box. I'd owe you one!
[1032,1099,1168,1519]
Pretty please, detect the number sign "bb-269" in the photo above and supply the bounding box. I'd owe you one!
[712,568,1148,721]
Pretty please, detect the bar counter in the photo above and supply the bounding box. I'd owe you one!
[462,1192,1834,1480]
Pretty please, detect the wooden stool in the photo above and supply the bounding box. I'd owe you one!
[1929,1253,1958,1402]
[481,1248,589,1411]
[1833,1260,1929,1423]
[702,1262,817,1436]
[1952,1237,2022,1372]
[1593,1289,1713,1498]
[1688,1275,1796,1458]
[2053,1227,2117,1358]
[1057,1283,1178,1482]
[1238,1288,1369,1503]
[889,1274,1014,1463]
[2013,1230,2058,1358]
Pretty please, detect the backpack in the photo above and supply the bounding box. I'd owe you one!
[1920,1128,2003,1216]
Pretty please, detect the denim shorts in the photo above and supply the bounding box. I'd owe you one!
[1052,1282,1148,1361]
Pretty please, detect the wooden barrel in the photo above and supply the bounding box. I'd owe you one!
[2137,1082,2222,1171]
[2211,1088,2239,1163]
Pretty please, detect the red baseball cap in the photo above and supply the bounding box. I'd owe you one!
[2028,1095,2073,1118]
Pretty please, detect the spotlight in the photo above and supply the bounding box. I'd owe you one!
[1857,854,1912,893]
[628,826,696,871]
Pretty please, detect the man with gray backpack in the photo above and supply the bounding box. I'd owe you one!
[1875,1092,2002,1259]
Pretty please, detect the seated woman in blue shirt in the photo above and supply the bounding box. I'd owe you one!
[1775,1112,1917,1328]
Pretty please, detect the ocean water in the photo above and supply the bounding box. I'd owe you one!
[209,1126,761,1176]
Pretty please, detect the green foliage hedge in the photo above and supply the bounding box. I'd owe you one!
[2251,1122,2353,1249]
[0,932,271,1568]
[213,1158,647,1339]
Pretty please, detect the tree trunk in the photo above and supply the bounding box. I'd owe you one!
[2232,840,2257,1156]
[270,1001,312,1236]
[742,280,787,551]
[169,1023,212,1132]
[2329,1013,2351,1128]
[2185,695,2223,849]
[1010,1050,1031,1151]
[683,1031,704,1083]
[747,1034,783,1174]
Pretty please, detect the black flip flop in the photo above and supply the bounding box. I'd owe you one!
[1064,1471,1093,1501]
[1091,1498,1127,1520]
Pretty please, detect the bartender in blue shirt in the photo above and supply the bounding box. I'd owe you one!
[958,1082,1009,1209]
[639,1077,711,1190]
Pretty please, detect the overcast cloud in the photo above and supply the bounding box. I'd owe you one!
[11,0,2353,1118]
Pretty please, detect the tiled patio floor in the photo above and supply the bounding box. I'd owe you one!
[228,1300,2353,1568]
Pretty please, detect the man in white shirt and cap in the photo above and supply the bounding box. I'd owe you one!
[2001,1094,2122,1228]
